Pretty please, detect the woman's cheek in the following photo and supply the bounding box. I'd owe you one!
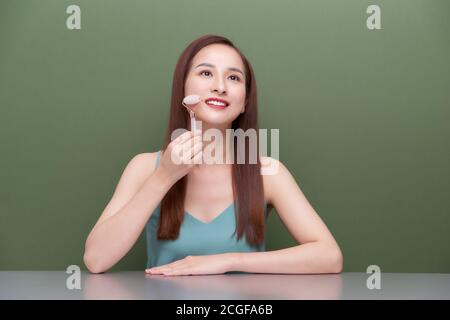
[234,93,246,109]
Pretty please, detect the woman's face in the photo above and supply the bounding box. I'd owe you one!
[184,44,247,128]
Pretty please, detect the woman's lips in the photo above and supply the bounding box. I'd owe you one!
[204,98,229,110]
[205,102,228,110]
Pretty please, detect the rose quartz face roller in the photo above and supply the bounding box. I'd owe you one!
[182,95,202,132]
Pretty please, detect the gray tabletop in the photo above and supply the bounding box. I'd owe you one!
[0,271,449,300]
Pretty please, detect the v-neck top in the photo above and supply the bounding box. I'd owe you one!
[145,150,268,268]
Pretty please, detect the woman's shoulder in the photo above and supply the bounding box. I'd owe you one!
[124,151,161,180]
[260,156,289,206]
[260,156,286,176]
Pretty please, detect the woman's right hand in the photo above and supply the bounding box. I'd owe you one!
[157,130,203,184]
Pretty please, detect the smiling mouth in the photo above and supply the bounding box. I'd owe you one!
[204,98,229,110]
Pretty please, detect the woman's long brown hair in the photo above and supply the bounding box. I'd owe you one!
[157,34,268,246]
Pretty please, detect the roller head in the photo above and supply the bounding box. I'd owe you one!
[183,95,201,105]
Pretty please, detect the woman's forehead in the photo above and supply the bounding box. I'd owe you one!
[191,44,245,70]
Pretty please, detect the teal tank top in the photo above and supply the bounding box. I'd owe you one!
[145,150,268,268]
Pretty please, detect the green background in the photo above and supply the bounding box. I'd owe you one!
[1,0,449,272]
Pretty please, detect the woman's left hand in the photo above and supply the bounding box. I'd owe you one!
[145,253,236,276]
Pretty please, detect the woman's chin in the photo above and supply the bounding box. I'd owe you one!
[195,117,233,129]
[196,111,241,127]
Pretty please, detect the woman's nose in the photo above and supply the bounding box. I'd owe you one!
[211,76,226,94]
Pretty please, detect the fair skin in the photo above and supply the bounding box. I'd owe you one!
[84,43,343,275]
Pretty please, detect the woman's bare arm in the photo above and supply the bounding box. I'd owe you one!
[83,130,203,274]
[83,153,173,273]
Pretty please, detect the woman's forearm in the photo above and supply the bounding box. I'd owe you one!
[229,242,343,274]
[84,168,174,273]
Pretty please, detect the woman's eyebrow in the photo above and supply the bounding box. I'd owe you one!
[194,62,244,76]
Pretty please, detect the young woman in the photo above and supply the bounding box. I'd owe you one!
[83,34,343,275]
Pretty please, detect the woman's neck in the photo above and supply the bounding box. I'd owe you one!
[195,122,234,167]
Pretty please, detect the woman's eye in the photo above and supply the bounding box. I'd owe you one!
[199,70,240,82]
